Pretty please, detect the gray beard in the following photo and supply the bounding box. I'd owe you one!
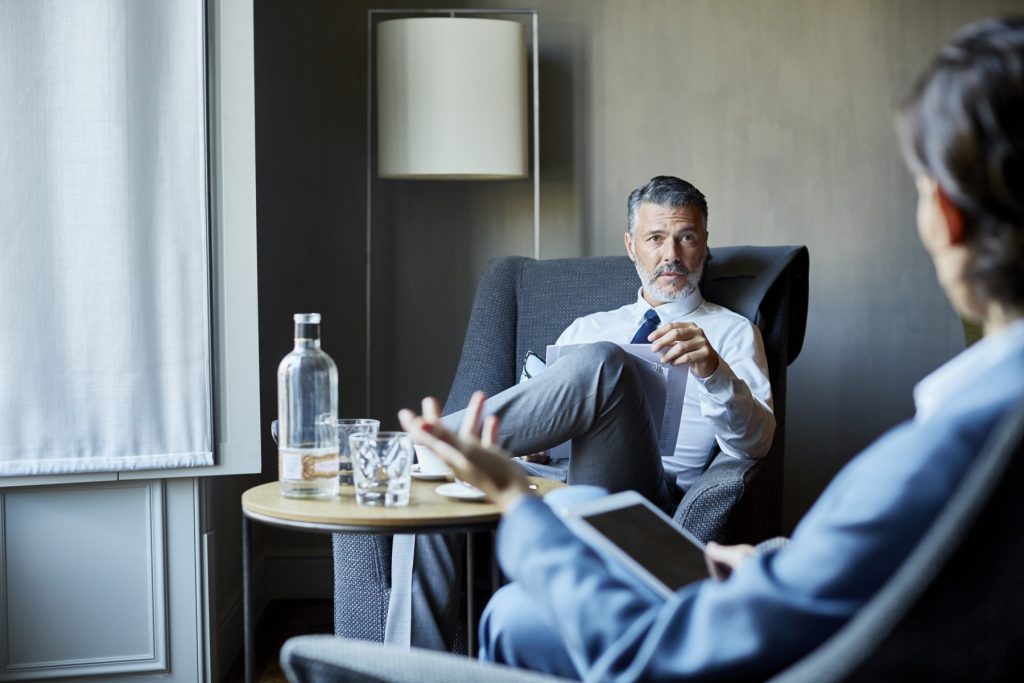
[635,261,704,304]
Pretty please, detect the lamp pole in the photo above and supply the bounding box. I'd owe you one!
[365,8,540,416]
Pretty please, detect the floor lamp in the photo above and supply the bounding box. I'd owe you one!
[365,9,540,415]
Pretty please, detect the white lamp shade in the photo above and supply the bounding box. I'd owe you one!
[376,18,528,179]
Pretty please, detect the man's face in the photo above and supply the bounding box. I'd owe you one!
[624,203,708,305]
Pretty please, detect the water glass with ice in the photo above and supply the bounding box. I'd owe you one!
[349,431,413,507]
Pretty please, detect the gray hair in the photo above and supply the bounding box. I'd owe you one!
[627,176,709,235]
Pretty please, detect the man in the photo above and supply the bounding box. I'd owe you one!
[343,176,775,650]
[397,16,1024,680]
[546,175,774,495]
[442,175,774,506]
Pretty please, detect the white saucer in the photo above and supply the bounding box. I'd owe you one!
[435,482,487,501]
[411,466,449,481]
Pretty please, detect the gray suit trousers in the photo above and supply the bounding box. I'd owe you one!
[335,342,672,650]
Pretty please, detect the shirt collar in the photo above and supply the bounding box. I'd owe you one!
[631,286,704,323]
[914,319,1024,421]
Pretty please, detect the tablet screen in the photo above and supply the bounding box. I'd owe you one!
[582,502,708,592]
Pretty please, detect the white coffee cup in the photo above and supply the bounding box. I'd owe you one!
[414,444,452,476]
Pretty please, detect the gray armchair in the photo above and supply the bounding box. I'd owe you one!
[443,245,810,543]
[330,245,809,645]
[287,396,1024,682]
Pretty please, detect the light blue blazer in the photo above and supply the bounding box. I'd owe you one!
[494,347,1024,681]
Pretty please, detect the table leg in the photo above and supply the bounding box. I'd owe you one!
[466,531,475,657]
[491,529,501,592]
[243,514,254,683]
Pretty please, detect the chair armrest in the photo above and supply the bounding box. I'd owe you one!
[281,635,573,683]
[672,452,762,543]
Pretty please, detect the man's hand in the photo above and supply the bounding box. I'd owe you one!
[398,392,533,512]
[649,322,720,378]
[518,451,551,464]
[704,541,755,581]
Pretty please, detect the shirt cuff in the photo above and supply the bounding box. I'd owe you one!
[693,357,735,393]
[502,491,537,518]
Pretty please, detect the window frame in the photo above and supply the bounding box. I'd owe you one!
[1,0,260,488]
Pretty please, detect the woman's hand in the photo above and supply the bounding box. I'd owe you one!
[398,391,533,511]
[704,541,756,581]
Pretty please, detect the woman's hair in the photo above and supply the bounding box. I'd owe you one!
[898,16,1024,311]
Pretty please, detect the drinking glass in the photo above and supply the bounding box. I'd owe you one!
[337,419,380,487]
[349,431,413,507]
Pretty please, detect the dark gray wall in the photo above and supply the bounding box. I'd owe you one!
[254,0,1024,536]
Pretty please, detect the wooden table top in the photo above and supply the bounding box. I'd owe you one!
[241,477,563,533]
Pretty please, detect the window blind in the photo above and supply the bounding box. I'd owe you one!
[0,0,213,475]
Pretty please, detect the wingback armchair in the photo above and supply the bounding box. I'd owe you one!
[329,245,809,647]
[443,245,809,543]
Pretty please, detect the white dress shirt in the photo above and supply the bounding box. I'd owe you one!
[914,319,1024,422]
[555,287,775,491]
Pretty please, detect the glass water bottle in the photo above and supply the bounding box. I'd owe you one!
[277,313,339,498]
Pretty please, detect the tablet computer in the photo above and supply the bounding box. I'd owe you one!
[563,491,708,598]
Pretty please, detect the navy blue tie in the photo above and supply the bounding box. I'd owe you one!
[630,309,661,344]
